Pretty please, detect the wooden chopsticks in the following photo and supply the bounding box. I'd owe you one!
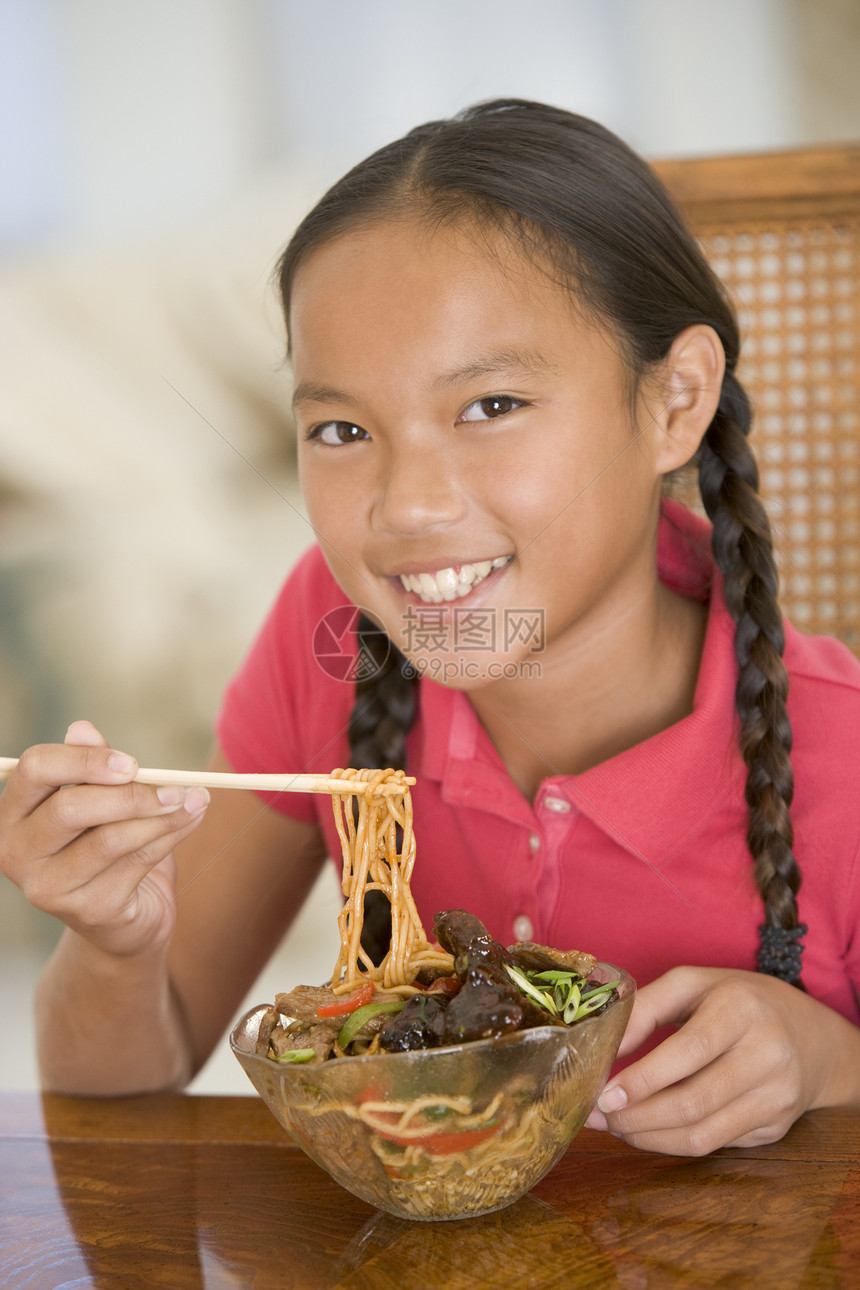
[0,759,415,795]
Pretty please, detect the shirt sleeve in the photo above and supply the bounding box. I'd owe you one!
[842,831,860,1016]
[216,544,347,825]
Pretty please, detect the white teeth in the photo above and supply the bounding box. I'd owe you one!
[399,557,511,603]
[435,568,459,598]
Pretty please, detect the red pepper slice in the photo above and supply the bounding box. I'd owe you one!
[375,1121,502,1156]
[356,1082,388,1105]
[316,980,375,1017]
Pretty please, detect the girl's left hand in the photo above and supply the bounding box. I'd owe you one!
[585,966,860,1155]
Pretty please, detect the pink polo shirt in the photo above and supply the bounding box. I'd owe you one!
[218,500,860,1025]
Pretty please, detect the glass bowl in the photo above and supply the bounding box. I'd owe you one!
[230,962,634,1221]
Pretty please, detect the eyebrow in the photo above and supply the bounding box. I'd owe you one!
[292,348,557,411]
[431,348,559,390]
[292,380,359,410]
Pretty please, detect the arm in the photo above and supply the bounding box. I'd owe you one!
[1,722,325,1094]
[167,749,327,1081]
[585,966,860,1155]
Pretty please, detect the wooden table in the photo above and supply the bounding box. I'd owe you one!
[1,1093,858,1288]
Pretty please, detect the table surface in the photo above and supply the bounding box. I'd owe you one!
[1,1093,858,1289]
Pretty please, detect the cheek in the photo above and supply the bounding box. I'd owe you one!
[512,442,657,587]
[495,417,613,513]
[301,462,362,539]
[496,448,595,545]
[299,471,329,532]
[300,471,368,592]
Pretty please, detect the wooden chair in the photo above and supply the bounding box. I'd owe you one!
[653,146,860,653]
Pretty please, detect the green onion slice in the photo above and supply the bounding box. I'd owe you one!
[504,964,558,1014]
[277,1048,316,1063]
[505,964,619,1025]
[579,979,620,1001]
[573,994,612,1020]
[562,984,582,1024]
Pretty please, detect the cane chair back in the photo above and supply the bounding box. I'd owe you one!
[654,146,860,652]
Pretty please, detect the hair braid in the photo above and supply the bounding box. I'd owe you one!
[697,374,806,986]
[347,614,419,963]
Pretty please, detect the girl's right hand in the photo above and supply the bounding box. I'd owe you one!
[0,720,210,959]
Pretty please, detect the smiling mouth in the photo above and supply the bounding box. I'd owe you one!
[398,557,512,604]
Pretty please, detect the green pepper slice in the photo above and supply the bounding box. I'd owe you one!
[337,1000,405,1050]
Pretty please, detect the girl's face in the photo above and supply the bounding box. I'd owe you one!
[290,217,669,691]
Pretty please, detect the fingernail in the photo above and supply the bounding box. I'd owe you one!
[585,1107,608,1131]
[184,788,210,815]
[156,786,183,807]
[598,1084,627,1113]
[108,753,136,775]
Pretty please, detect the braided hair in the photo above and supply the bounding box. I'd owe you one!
[277,99,805,985]
[698,378,805,983]
[349,618,418,963]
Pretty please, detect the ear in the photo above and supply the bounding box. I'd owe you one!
[641,324,726,475]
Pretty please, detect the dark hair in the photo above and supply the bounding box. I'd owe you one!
[277,99,805,985]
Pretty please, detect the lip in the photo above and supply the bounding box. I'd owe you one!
[384,554,513,579]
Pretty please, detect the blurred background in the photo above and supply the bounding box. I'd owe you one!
[1,0,858,1092]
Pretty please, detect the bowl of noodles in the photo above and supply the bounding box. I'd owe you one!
[230,769,635,1221]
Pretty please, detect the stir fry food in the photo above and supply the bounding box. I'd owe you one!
[254,768,618,1065]
[236,770,630,1218]
[256,907,619,1064]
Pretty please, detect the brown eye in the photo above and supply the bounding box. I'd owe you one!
[458,395,525,423]
[482,396,516,417]
[312,422,369,446]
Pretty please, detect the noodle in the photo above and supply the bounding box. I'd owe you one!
[328,768,453,993]
[356,1093,504,1137]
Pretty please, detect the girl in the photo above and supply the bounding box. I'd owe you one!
[2,100,859,1155]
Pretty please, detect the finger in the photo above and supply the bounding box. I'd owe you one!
[615,968,714,1060]
[90,816,206,914]
[64,720,110,748]
[5,741,140,815]
[22,796,209,915]
[600,1000,747,1113]
[34,790,211,895]
[601,1045,761,1137]
[24,782,208,858]
[609,1085,788,1157]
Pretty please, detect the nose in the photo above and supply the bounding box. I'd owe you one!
[371,436,468,536]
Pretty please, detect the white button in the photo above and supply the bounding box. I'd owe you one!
[528,833,540,853]
[513,915,534,941]
[544,796,570,813]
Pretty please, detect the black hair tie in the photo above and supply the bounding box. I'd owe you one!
[757,923,807,985]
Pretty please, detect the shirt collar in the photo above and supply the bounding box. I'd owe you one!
[414,499,744,856]
[417,682,536,828]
